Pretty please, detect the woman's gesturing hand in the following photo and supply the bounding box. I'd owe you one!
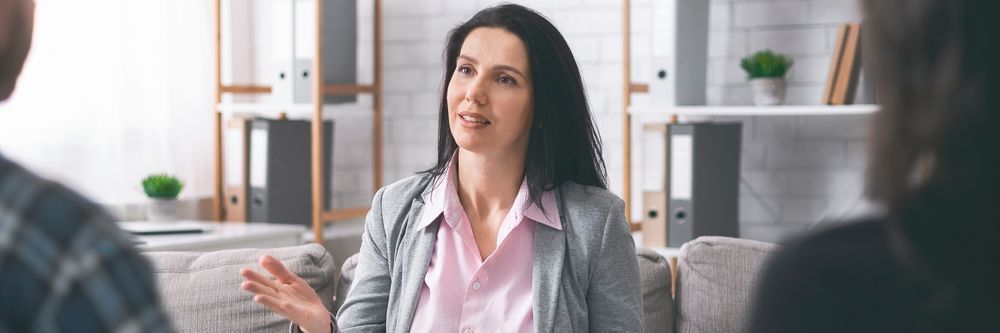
[240,255,333,333]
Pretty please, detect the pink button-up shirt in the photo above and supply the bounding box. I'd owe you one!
[409,161,561,333]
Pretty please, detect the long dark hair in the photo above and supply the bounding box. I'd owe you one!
[863,0,999,330]
[422,4,607,207]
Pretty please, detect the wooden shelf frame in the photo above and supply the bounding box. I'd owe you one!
[622,0,641,232]
[212,0,383,244]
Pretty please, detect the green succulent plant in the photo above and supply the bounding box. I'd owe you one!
[740,50,794,79]
[142,174,184,199]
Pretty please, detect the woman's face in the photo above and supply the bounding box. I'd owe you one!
[0,0,35,101]
[446,27,534,157]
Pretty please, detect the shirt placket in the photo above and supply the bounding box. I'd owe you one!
[459,262,491,333]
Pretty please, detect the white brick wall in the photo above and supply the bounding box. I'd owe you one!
[702,0,873,243]
[329,0,873,243]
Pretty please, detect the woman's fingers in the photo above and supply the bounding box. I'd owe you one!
[242,255,329,331]
[253,294,293,318]
[260,255,302,285]
[241,280,278,298]
[240,267,279,290]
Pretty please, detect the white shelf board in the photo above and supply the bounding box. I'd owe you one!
[216,102,374,118]
[624,103,879,219]
[628,104,879,117]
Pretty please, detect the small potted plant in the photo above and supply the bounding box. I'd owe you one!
[740,50,794,105]
[142,174,184,221]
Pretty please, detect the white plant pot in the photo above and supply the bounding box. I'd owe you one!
[751,77,787,106]
[147,198,180,221]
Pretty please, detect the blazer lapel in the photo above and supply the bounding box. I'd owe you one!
[532,189,567,333]
[393,198,439,332]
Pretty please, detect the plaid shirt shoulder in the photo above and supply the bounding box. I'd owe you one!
[0,156,174,333]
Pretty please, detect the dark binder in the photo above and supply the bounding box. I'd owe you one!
[248,119,333,226]
[224,117,251,222]
[667,123,742,247]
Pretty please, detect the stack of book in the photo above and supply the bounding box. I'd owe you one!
[822,23,866,105]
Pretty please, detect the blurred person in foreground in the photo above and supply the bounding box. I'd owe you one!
[749,0,1000,332]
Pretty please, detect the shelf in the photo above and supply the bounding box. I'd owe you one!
[216,102,375,118]
[629,104,879,117]
[212,0,384,244]
[218,84,376,96]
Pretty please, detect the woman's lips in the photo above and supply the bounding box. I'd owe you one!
[458,112,490,129]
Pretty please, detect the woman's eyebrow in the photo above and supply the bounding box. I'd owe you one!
[459,54,527,78]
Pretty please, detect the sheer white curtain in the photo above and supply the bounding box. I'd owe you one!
[0,0,215,205]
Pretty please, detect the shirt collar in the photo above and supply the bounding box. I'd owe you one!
[416,156,562,230]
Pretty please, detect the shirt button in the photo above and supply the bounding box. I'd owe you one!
[473,281,481,290]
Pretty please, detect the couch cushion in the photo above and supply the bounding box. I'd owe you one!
[636,247,674,333]
[335,252,359,313]
[674,236,777,333]
[145,244,337,332]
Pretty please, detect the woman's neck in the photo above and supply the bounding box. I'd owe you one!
[455,148,526,217]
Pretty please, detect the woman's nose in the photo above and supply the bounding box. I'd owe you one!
[465,76,488,105]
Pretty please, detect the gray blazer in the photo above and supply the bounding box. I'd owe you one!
[335,174,643,332]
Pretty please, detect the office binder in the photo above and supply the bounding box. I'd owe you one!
[641,123,669,247]
[649,0,710,106]
[248,119,333,226]
[667,123,741,247]
[223,117,252,222]
[271,0,357,104]
[643,191,669,247]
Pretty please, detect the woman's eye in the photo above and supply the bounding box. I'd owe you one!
[498,75,517,86]
[457,66,473,76]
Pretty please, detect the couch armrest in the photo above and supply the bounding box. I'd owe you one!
[674,236,777,333]
[146,244,337,333]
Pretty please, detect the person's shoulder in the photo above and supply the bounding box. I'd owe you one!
[557,181,623,211]
[0,155,112,226]
[756,218,892,301]
[375,173,433,207]
[366,173,435,228]
[749,218,911,333]
[765,218,893,280]
[783,218,889,259]
[556,181,627,239]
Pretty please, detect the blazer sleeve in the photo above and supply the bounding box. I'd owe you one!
[334,187,392,332]
[587,198,644,332]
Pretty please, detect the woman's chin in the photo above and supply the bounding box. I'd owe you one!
[452,128,487,148]
[454,138,487,153]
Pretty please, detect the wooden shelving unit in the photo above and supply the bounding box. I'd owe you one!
[211,0,383,243]
[621,1,878,231]
[621,0,641,231]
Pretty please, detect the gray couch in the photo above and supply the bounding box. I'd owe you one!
[146,236,776,332]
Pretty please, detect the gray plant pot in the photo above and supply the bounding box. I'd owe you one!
[147,198,180,221]
[751,77,787,106]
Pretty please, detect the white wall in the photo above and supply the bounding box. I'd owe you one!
[0,0,216,209]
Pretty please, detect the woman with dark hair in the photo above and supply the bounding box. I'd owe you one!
[748,0,999,332]
[239,4,642,333]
